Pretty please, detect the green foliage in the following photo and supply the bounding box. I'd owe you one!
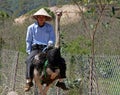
[0,0,71,17]
[0,18,28,53]
[44,7,55,19]
[0,11,9,19]
[64,36,91,55]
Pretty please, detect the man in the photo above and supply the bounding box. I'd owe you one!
[24,8,68,91]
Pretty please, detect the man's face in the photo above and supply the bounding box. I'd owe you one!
[36,15,46,26]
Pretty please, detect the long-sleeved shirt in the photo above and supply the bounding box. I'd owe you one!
[26,22,55,54]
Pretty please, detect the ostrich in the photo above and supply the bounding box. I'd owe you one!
[33,10,66,95]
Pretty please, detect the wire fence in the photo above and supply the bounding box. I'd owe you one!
[0,49,120,95]
[0,4,120,95]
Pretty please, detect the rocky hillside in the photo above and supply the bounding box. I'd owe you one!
[14,4,87,24]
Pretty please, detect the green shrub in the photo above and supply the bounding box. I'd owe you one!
[63,36,91,55]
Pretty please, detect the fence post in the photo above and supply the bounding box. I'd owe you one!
[11,51,19,91]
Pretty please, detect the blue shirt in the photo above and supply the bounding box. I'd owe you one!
[26,22,55,54]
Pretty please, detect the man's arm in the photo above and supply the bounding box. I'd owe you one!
[26,26,33,54]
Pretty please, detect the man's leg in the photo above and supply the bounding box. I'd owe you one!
[24,50,38,91]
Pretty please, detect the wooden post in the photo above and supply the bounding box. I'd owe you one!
[55,10,62,48]
[11,52,19,91]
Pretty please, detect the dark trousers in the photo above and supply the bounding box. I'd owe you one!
[25,50,39,79]
[25,44,46,79]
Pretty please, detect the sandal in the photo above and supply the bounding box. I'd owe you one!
[24,82,33,92]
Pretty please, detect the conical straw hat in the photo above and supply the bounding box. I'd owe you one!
[32,8,52,21]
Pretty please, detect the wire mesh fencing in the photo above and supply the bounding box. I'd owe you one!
[0,49,120,95]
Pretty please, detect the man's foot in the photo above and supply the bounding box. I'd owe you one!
[56,81,69,90]
[24,82,33,92]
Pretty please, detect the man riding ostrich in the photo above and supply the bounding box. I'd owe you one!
[24,8,68,92]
